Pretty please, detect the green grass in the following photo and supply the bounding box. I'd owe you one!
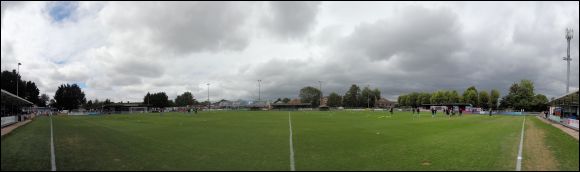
[1,111,577,170]
[1,117,51,171]
[528,117,579,171]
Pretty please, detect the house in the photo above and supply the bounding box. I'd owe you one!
[375,98,395,108]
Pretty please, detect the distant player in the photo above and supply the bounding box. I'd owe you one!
[431,108,435,118]
[389,107,393,116]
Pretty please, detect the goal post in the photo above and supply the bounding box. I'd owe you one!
[129,107,148,113]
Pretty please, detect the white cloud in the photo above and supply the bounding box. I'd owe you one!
[1,1,578,103]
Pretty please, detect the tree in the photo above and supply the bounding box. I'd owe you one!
[361,87,374,108]
[532,94,549,112]
[500,80,536,110]
[449,90,461,103]
[49,99,57,108]
[462,86,478,106]
[327,92,342,107]
[419,93,431,105]
[54,84,86,110]
[430,90,445,104]
[144,92,151,105]
[407,92,420,107]
[1,70,41,106]
[83,100,93,110]
[39,93,50,107]
[343,84,361,108]
[299,86,321,107]
[145,92,169,108]
[175,92,197,107]
[398,95,407,107]
[478,91,490,109]
[0,70,20,95]
[490,89,500,109]
[282,98,291,103]
[442,90,451,103]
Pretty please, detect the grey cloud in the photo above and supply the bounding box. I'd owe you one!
[101,1,253,55]
[263,1,321,39]
[2,2,578,103]
[112,60,164,78]
[246,4,578,101]
[341,6,462,67]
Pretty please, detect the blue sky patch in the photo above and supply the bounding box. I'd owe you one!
[48,1,78,22]
[77,82,87,89]
[54,60,67,65]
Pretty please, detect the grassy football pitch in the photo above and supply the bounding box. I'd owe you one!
[2,111,578,171]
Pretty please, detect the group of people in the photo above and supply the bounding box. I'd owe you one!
[427,107,464,118]
[187,107,199,114]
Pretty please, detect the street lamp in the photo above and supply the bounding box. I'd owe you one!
[17,62,21,97]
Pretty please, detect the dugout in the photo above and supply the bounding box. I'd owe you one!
[549,90,579,119]
[102,102,150,114]
[1,89,34,127]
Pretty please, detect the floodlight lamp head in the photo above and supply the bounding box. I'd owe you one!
[565,28,573,40]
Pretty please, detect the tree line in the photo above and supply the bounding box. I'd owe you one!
[397,80,549,111]
[10,71,549,112]
[284,84,381,108]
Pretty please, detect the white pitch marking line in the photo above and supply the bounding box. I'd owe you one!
[289,112,296,171]
[50,115,57,171]
[516,116,526,171]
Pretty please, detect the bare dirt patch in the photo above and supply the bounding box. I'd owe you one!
[523,119,558,171]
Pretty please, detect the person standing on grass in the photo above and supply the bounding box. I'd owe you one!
[432,108,436,118]
[451,107,455,117]
[489,108,492,117]
[390,107,394,116]
[459,107,463,117]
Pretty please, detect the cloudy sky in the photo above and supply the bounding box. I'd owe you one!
[1,1,579,103]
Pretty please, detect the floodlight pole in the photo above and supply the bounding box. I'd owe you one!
[17,62,21,97]
[564,28,573,93]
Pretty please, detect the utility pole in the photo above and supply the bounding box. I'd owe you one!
[318,81,322,107]
[564,28,573,93]
[17,62,21,97]
[367,84,370,109]
[258,80,262,102]
[207,83,210,111]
